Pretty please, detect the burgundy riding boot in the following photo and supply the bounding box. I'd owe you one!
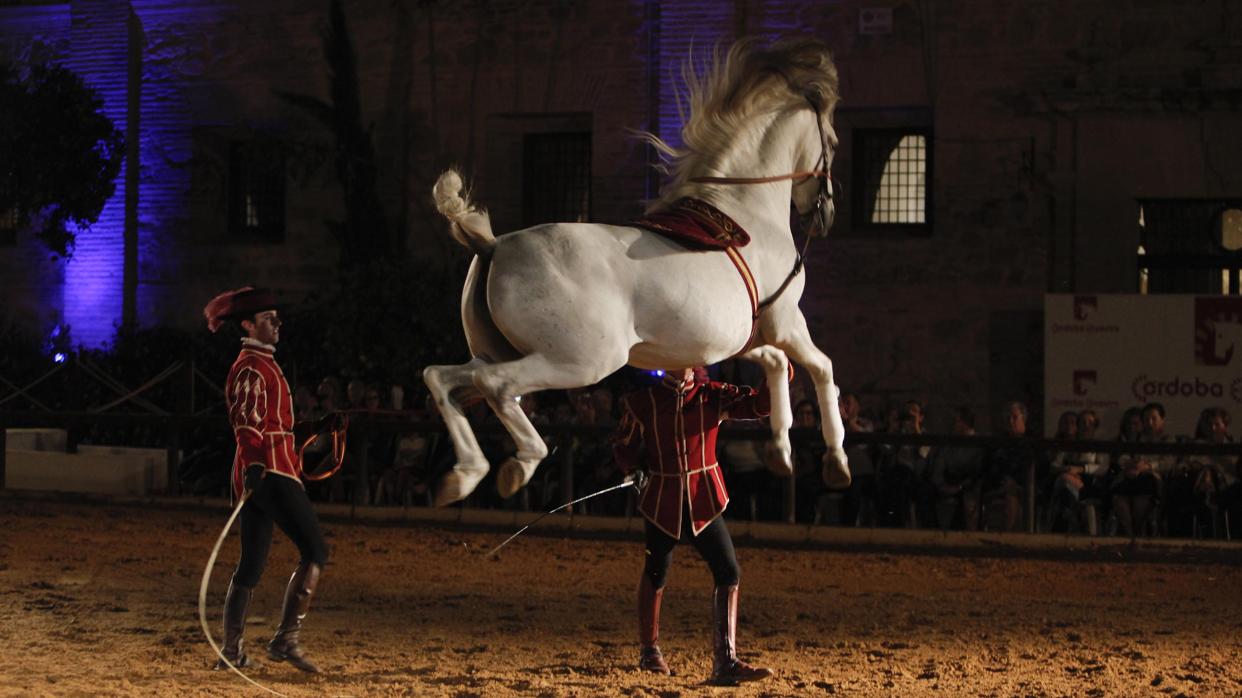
[638,576,671,675]
[709,584,773,685]
[214,581,255,669]
[267,561,323,673]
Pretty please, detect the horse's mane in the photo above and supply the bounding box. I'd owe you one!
[641,37,840,212]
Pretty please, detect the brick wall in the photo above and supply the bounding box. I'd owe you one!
[3,0,1242,431]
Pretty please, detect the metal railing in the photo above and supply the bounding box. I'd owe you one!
[3,409,1240,534]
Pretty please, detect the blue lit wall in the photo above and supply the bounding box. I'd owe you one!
[651,3,825,152]
[132,0,201,332]
[60,1,133,348]
[13,0,197,348]
[652,3,731,153]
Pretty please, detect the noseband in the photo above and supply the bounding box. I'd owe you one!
[687,98,834,312]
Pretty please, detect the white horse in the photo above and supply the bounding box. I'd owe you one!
[424,38,850,506]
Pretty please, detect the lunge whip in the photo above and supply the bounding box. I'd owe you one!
[198,491,288,698]
[487,472,645,558]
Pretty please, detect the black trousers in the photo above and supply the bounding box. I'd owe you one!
[642,508,740,589]
[232,474,329,588]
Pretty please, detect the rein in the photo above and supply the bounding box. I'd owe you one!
[687,98,833,316]
[299,413,349,481]
[689,170,829,185]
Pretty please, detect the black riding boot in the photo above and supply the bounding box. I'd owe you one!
[267,561,323,673]
[214,581,255,670]
[638,576,671,675]
[709,584,773,685]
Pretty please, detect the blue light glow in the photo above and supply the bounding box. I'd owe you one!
[53,353,66,364]
[61,1,131,348]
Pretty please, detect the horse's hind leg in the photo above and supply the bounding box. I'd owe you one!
[472,352,623,498]
[768,313,851,489]
[737,345,793,476]
[424,358,492,506]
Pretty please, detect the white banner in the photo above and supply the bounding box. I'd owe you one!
[1044,294,1242,438]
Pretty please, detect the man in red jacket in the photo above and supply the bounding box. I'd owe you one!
[204,287,328,673]
[612,367,774,685]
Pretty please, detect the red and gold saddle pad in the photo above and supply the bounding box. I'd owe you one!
[632,198,751,250]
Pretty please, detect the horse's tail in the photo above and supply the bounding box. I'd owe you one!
[433,169,495,257]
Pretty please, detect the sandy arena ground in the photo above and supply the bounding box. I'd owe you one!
[1,498,1240,697]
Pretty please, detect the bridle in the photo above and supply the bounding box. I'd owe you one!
[687,97,834,312]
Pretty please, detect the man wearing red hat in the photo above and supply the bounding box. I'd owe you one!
[203,286,328,673]
[612,367,774,685]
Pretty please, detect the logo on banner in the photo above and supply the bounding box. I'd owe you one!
[1131,374,1242,406]
[1052,369,1120,410]
[1195,297,1242,366]
[1073,296,1097,321]
[1073,370,1097,396]
[1051,295,1119,334]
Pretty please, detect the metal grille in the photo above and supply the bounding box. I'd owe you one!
[853,130,929,229]
[1137,199,1242,295]
[228,141,286,242]
[522,132,591,227]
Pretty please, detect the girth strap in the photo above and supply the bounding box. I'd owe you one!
[632,198,762,356]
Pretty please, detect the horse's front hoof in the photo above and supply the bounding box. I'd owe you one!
[763,441,793,477]
[496,457,537,499]
[435,466,486,506]
[821,448,851,489]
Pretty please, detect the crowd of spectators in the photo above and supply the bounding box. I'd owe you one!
[271,365,1240,541]
[811,398,1240,539]
[4,326,1238,539]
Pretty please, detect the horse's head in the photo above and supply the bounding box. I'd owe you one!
[790,92,838,238]
[642,37,842,238]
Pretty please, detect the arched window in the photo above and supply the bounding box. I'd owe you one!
[853,128,931,232]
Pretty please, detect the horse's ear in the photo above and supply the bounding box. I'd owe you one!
[803,87,826,111]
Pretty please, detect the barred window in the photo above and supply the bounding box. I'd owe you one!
[522,132,591,227]
[228,141,286,242]
[852,129,931,232]
[1138,200,1242,295]
[0,207,17,246]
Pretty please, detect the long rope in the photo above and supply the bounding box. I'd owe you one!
[198,492,288,697]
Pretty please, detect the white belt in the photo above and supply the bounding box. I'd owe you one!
[651,462,720,477]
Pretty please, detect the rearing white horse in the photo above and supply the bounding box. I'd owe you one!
[425,37,850,506]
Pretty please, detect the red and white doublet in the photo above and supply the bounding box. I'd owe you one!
[226,338,302,499]
[613,377,770,538]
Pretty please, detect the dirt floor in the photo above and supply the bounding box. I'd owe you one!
[1,499,1241,697]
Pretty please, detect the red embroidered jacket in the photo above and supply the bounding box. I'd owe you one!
[225,339,301,499]
[613,377,770,538]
